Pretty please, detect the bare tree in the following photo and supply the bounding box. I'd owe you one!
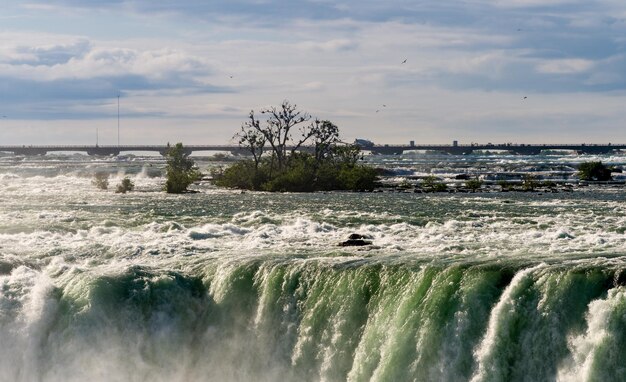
[236,116,266,169]
[240,100,314,170]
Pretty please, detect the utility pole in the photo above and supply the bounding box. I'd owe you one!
[117,92,120,147]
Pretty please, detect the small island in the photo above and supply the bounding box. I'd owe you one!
[211,100,378,192]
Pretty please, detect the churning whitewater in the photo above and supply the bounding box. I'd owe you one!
[1,153,626,382]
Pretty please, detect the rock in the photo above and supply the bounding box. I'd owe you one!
[339,233,373,246]
[339,239,373,247]
[348,233,373,240]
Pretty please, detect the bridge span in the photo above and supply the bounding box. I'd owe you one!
[0,143,625,156]
[0,145,251,156]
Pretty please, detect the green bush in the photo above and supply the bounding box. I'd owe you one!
[421,175,447,192]
[497,180,514,191]
[214,152,377,192]
[465,177,483,192]
[338,165,378,191]
[214,161,261,190]
[578,161,612,181]
[522,174,538,191]
[262,155,316,192]
[115,177,134,193]
[165,143,202,193]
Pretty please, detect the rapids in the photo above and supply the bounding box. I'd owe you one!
[1,153,626,381]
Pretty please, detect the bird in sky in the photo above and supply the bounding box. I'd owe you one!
[401,59,407,64]
[382,104,387,107]
[523,96,528,100]
[376,110,380,113]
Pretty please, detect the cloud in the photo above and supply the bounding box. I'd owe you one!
[300,39,359,52]
[535,58,594,74]
[0,34,232,119]
[2,0,626,143]
[301,81,326,91]
[0,33,215,83]
[5,39,91,66]
[492,0,582,8]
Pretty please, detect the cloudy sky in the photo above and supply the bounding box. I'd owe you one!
[1,0,625,145]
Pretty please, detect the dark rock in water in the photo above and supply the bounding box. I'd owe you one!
[340,233,373,246]
[455,174,471,180]
[339,239,373,247]
[348,233,368,240]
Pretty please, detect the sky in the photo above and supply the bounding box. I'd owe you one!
[1,0,625,145]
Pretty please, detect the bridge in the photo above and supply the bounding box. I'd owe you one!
[0,143,625,156]
[0,145,251,156]
[365,143,626,155]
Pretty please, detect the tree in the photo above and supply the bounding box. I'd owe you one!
[239,100,318,171]
[311,120,340,163]
[578,161,612,181]
[236,119,266,169]
[330,144,363,167]
[165,143,202,193]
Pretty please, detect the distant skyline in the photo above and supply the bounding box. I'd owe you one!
[1,0,625,145]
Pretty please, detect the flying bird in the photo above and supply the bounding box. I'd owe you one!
[382,104,387,107]
[376,110,380,113]
[401,59,407,64]
[522,96,528,100]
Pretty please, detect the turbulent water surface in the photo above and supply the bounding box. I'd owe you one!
[1,153,626,382]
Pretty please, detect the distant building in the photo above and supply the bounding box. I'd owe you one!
[453,140,458,147]
[409,140,415,147]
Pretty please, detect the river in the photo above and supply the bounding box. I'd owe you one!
[1,152,625,381]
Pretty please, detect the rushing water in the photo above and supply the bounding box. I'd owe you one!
[1,153,626,382]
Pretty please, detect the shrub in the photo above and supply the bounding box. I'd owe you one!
[337,165,378,191]
[214,160,267,190]
[465,177,483,192]
[578,161,612,181]
[421,175,447,192]
[398,179,413,189]
[115,177,134,193]
[213,152,377,192]
[433,183,448,192]
[262,155,316,192]
[92,172,109,190]
[522,174,538,191]
[497,180,514,191]
[165,143,202,193]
